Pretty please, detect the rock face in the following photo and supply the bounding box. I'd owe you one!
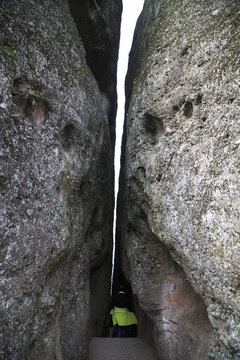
[0,0,121,359]
[68,0,122,149]
[117,0,240,359]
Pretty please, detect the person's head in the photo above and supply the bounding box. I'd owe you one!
[118,284,126,294]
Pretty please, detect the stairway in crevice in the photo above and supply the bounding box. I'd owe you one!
[89,337,159,360]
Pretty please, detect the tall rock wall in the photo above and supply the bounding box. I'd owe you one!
[68,0,122,149]
[118,0,240,359]
[0,0,121,359]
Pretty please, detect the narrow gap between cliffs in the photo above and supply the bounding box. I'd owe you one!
[68,0,145,339]
[111,0,145,294]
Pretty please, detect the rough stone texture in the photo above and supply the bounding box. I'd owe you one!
[68,0,122,149]
[0,0,121,359]
[118,0,240,359]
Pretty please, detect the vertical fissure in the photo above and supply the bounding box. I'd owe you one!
[111,0,145,295]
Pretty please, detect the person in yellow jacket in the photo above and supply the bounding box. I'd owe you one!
[112,306,138,337]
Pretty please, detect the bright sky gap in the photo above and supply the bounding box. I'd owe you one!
[111,0,145,294]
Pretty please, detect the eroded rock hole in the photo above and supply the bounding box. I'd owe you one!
[195,93,203,105]
[180,45,190,56]
[22,98,34,116]
[144,113,165,141]
[12,82,49,134]
[0,176,7,192]
[62,124,75,150]
[172,105,180,113]
[183,101,193,118]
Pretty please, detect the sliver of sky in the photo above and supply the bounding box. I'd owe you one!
[111,0,145,292]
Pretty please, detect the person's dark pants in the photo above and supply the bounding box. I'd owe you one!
[112,326,127,338]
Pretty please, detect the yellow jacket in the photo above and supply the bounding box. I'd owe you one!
[112,307,138,326]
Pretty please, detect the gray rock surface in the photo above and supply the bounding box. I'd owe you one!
[118,0,240,359]
[68,0,122,149]
[0,0,121,359]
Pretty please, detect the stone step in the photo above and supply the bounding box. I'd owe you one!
[89,337,159,360]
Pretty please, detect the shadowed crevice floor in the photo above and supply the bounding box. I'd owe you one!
[89,337,159,360]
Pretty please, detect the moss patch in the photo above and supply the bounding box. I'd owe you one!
[73,64,84,86]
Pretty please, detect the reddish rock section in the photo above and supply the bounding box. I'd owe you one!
[159,264,212,360]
